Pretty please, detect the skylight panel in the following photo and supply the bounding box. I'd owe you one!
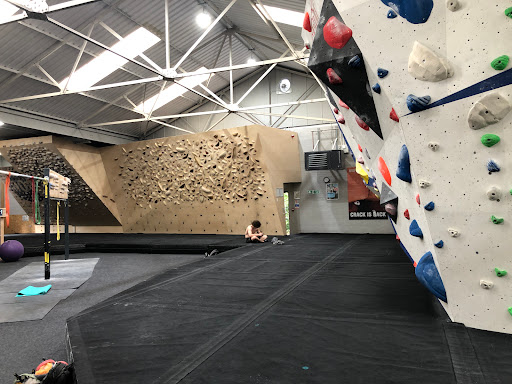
[135,68,212,115]
[59,27,160,91]
[256,4,304,28]
[0,1,22,23]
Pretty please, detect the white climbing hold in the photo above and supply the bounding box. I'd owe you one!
[448,228,460,237]
[480,280,494,289]
[486,186,502,201]
[467,93,511,130]
[446,0,460,11]
[419,179,431,188]
[428,142,439,151]
[408,41,454,82]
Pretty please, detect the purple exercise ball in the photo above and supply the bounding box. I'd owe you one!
[0,240,24,262]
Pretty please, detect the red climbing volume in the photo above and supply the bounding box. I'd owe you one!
[303,12,312,32]
[323,16,352,49]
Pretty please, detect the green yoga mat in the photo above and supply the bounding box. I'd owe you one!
[16,285,52,297]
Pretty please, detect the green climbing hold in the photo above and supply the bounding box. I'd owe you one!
[506,7,512,18]
[481,134,501,147]
[508,307,512,316]
[491,55,509,70]
[495,268,508,277]
[492,215,504,224]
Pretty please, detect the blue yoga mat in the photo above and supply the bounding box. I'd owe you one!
[16,285,52,297]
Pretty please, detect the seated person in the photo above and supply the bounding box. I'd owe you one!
[245,220,268,243]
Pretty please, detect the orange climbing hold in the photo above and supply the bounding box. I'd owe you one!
[323,16,352,49]
[303,12,312,32]
[416,194,421,205]
[327,68,343,84]
[378,157,392,185]
[355,115,369,131]
[390,108,399,122]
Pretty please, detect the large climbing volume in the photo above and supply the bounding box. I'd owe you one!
[323,16,352,49]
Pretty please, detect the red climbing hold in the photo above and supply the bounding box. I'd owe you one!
[396,235,400,241]
[416,194,421,205]
[378,157,392,185]
[323,16,352,49]
[303,12,312,32]
[327,68,343,84]
[337,114,345,124]
[355,115,369,131]
[333,107,339,114]
[390,108,399,122]
[358,144,363,152]
[404,209,410,220]
[413,261,418,268]
[338,100,349,109]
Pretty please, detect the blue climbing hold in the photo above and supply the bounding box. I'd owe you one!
[409,220,423,238]
[424,201,435,211]
[372,83,381,94]
[396,145,411,183]
[406,94,431,112]
[434,240,444,248]
[487,160,500,173]
[415,251,447,302]
[377,68,389,78]
[381,0,434,24]
[348,55,362,68]
[302,366,310,370]
[387,9,397,18]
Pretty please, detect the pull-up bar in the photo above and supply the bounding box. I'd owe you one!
[0,169,47,182]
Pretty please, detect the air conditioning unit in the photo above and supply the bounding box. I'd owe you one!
[304,150,343,171]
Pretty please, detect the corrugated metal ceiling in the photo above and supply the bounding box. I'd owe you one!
[0,0,307,139]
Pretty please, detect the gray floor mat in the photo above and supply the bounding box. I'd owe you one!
[0,259,98,323]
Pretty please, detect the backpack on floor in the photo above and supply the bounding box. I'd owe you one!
[40,362,75,384]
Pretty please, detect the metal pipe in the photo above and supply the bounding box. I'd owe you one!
[0,170,46,181]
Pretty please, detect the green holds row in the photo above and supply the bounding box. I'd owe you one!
[491,55,509,70]
[481,134,500,147]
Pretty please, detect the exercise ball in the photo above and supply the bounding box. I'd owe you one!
[0,240,24,262]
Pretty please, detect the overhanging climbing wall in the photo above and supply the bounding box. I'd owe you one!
[0,136,121,227]
[101,125,300,236]
[304,0,512,333]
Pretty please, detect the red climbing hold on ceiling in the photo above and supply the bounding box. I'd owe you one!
[416,194,421,205]
[378,157,392,185]
[338,100,349,109]
[390,108,399,122]
[404,209,410,219]
[355,115,369,131]
[303,12,312,32]
[337,114,345,124]
[358,144,363,152]
[323,16,353,49]
[327,68,343,84]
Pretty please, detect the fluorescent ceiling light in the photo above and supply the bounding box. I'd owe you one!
[247,57,257,65]
[256,4,303,28]
[196,11,211,28]
[0,0,22,22]
[0,121,4,126]
[59,27,160,91]
[135,68,212,115]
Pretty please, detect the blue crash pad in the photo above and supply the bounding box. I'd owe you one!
[16,285,52,297]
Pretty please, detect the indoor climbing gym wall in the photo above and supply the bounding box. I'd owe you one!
[101,125,300,236]
[303,0,512,333]
[0,136,121,231]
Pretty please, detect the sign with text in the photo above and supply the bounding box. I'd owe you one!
[347,167,387,220]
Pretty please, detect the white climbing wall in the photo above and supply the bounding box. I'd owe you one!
[323,0,512,333]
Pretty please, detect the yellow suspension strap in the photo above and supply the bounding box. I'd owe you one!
[56,201,60,241]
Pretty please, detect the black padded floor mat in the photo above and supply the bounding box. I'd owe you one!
[67,234,506,383]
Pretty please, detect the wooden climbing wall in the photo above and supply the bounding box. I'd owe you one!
[0,136,121,228]
[101,125,300,236]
